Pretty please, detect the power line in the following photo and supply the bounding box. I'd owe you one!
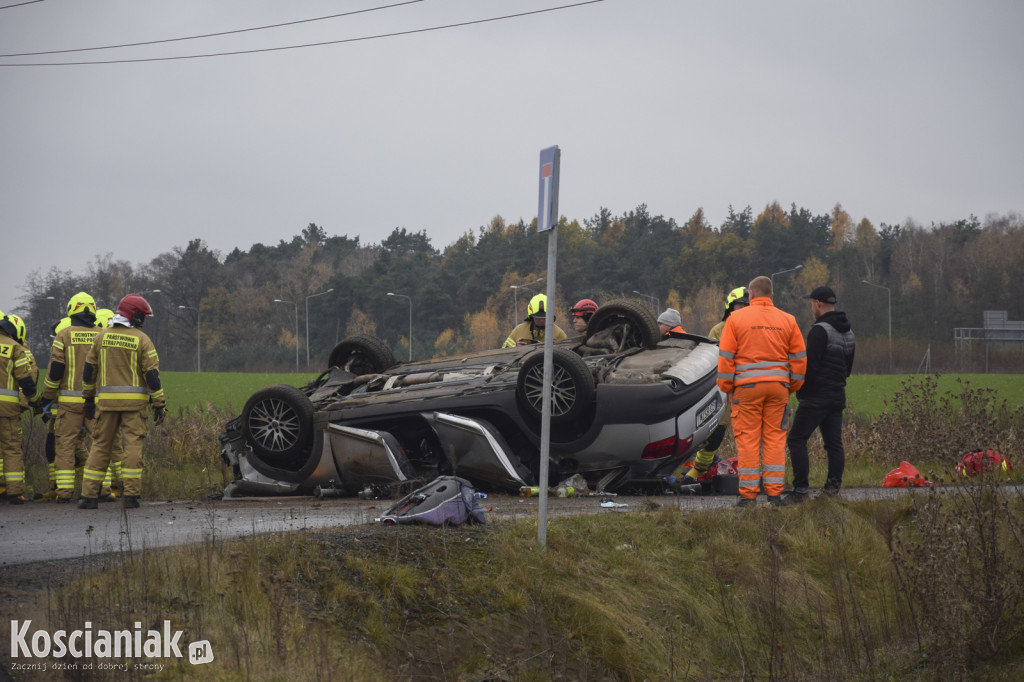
[0,0,45,10]
[0,0,606,67]
[0,0,424,58]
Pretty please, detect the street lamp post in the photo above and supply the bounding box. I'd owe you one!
[510,277,543,324]
[44,295,59,320]
[273,299,299,370]
[304,288,334,367]
[769,265,803,289]
[177,305,201,372]
[632,290,660,315]
[861,279,892,370]
[386,293,412,361]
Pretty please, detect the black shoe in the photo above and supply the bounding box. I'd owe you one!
[123,496,140,509]
[9,496,25,505]
[782,489,810,505]
[735,497,755,508]
[78,497,98,510]
[56,497,72,504]
[766,495,785,507]
[822,486,841,497]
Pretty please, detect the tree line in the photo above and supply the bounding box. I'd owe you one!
[16,203,1024,374]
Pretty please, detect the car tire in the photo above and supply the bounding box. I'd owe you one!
[240,384,315,465]
[516,348,595,424]
[328,335,397,374]
[586,299,661,350]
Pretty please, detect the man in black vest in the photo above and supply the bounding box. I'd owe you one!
[785,286,855,502]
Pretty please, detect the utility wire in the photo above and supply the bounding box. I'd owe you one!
[0,0,45,10]
[0,0,423,58]
[0,0,606,67]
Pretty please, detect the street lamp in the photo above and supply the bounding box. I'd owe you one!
[510,277,543,323]
[770,265,803,289]
[861,279,892,370]
[386,292,412,361]
[632,290,660,315]
[177,305,201,372]
[44,295,60,320]
[273,299,300,370]
[305,288,334,367]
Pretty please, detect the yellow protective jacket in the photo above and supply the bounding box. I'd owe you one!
[43,324,100,411]
[83,325,165,412]
[716,297,806,395]
[502,321,567,348]
[0,332,38,418]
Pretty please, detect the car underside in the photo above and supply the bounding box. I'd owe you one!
[219,299,727,497]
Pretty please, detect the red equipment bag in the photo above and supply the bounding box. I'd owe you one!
[954,449,1011,477]
[882,461,935,488]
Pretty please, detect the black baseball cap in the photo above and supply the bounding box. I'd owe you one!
[802,286,837,304]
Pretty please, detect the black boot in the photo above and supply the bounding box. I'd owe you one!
[78,497,98,510]
[123,496,140,509]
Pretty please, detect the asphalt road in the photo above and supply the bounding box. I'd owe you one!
[0,485,955,567]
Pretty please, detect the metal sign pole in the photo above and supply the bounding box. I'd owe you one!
[536,145,560,548]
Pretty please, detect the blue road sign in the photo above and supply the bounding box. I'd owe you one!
[537,146,560,232]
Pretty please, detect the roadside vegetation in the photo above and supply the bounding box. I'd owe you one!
[12,479,1024,681]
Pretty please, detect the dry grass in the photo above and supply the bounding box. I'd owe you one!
[12,480,1022,681]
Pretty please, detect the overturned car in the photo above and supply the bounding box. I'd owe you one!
[219,300,727,497]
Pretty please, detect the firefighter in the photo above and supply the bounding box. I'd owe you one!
[708,287,749,341]
[502,294,567,348]
[569,298,598,336]
[78,294,165,510]
[717,276,806,507]
[0,313,42,504]
[41,292,100,502]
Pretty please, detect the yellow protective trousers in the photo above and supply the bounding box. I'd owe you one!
[53,407,91,499]
[730,381,791,499]
[0,415,25,497]
[82,409,147,498]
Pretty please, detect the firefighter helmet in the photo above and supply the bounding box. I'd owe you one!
[67,292,97,317]
[95,308,114,328]
[570,299,598,319]
[6,314,27,345]
[0,315,17,342]
[116,294,154,327]
[725,287,749,310]
[527,293,548,318]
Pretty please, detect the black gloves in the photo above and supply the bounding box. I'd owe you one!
[152,404,165,425]
[84,398,95,420]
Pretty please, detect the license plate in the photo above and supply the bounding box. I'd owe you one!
[696,394,718,430]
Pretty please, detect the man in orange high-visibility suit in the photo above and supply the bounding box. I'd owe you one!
[717,276,806,507]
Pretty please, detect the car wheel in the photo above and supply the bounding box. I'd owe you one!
[240,384,315,465]
[328,335,397,374]
[516,348,595,424]
[586,299,661,350]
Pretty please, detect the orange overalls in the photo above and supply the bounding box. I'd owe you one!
[717,297,806,499]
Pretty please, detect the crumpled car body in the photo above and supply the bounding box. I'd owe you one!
[219,299,727,496]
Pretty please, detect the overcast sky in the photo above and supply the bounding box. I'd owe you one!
[2,0,1022,310]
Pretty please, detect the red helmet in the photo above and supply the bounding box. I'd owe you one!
[116,294,154,327]
[570,299,598,318]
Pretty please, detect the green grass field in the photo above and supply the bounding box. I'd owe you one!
[846,373,1024,418]
[162,371,1022,419]
[162,371,317,415]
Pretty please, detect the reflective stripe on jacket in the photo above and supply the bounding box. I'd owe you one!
[716,297,806,394]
